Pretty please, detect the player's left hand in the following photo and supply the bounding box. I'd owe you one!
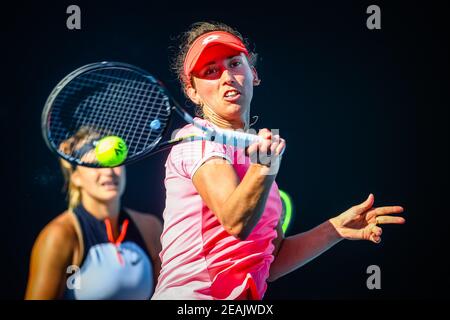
[329,194,405,243]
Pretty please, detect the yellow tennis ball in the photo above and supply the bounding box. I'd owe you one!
[95,136,128,167]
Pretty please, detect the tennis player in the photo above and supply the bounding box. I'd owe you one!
[26,128,163,299]
[151,21,406,300]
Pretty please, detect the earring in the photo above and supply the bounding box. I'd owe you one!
[253,79,261,86]
[249,115,259,127]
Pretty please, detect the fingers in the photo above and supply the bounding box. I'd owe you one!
[249,129,286,159]
[257,128,272,140]
[376,215,406,225]
[369,224,382,243]
[247,128,269,155]
[246,143,258,155]
[372,206,405,225]
[276,138,286,156]
[270,135,286,156]
[258,138,270,155]
[370,234,382,244]
[253,129,271,156]
[354,194,375,214]
[374,206,404,216]
[371,225,383,237]
[270,135,279,155]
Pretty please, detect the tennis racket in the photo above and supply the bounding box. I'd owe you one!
[41,61,267,167]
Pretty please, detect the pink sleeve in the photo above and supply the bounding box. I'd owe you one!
[168,130,235,179]
[189,139,234,179]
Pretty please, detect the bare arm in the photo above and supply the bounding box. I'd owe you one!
[268,220,342,282]
[192,129,285,240]
[193,160,275,240]
[268,194,405,282]
[25,221,76,299]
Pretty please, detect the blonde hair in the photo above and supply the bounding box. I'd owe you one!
[58,127,100,209]
[59,158,81,210]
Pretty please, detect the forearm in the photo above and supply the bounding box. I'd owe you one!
[221,164,276,239]
[268,219,343,281]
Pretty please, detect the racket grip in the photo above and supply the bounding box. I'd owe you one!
[212,128,286,156]
[212,128,261,147]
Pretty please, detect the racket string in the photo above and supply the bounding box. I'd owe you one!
[48,67,172,163]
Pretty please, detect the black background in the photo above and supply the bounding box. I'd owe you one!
[2,0,449,300]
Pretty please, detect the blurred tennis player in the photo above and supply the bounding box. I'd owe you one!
[151,21,405,300]
[26,128,162,299]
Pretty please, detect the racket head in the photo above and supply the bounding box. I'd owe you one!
[42,61,174,167]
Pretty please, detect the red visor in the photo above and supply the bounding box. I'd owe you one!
[183,31,249,81]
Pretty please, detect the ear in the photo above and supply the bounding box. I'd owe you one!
[251,67,261,86]
[71,170,82,188]
[185,83,202,106]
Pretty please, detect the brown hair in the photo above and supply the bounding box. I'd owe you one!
[170,21,258,116]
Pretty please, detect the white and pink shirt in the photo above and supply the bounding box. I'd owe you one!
[152,118,282,300]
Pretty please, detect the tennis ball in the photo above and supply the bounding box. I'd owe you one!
[95,136,128,167]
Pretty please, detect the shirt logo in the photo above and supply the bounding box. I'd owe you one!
[202,35,220,45]
[129,250,143,266]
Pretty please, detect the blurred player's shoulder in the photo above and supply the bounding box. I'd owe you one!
[39,211,78,241]
[125,208,163,232]
[31,210,79,259]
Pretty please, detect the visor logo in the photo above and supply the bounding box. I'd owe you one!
[202,35,220,45]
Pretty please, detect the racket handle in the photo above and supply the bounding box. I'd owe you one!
[212,128,286,156]
[212,128,261,146]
